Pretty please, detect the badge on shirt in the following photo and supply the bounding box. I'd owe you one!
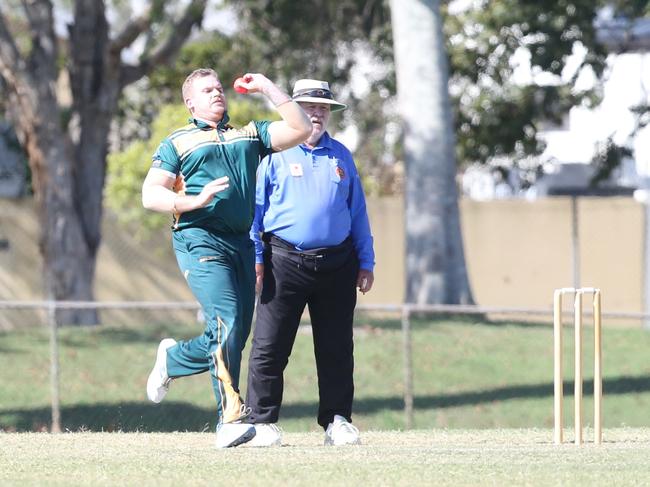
[289,163,303,177]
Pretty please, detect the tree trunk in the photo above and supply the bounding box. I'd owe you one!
[9,88,99,324]
[390,0,474,305]
[0,0,206,324]
[41,180,98,326]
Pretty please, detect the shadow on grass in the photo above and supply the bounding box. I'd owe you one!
[2,375,650,432]
[353,314,550,330]
[2,318,547,352]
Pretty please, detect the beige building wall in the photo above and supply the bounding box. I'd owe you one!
[460,197,643,312]
[358,196,404,306]
[0,199,42,300]
[0,200,194,303]
[579,198,644,312]
[461,198,573,310]
[0,196,645,318]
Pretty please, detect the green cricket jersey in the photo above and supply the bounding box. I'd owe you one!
[152,115,274,234]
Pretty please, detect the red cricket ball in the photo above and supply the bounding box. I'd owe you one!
[233,77,248,94]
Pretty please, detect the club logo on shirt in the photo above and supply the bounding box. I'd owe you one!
[335,166,345,179]
[289,163,303,177]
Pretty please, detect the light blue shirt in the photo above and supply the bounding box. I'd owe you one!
[251,132,375,271]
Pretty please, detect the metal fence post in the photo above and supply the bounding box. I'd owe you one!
[642,196,650,329]
[571,195,581,289]
[48,301,61,433]
[401,304,414,429]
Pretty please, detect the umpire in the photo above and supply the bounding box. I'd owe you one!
[246,79,375,447]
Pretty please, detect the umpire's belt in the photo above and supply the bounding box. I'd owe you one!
[262,233,354,272]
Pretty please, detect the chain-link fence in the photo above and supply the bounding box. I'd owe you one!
[1,300,648,434]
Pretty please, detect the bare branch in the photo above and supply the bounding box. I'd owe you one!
[121,0,207,86]
[110,7,153,55]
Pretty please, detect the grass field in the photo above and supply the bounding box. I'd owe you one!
[2,315,650,434]
[1,429,650,486]
[2,316,650,484]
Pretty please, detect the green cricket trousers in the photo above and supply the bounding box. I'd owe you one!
[167,227,256,424]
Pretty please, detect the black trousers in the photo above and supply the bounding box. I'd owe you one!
[246,235,359,429]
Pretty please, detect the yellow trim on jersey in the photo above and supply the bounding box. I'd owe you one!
[172,173,186,230]
[168,122,260,163]
[213,315,244,423]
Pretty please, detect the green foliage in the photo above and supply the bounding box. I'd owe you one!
[131,1,397,195]
[445,0,610,167]
[591,137,634,185]
[218,0,638,185]
[147,34,247,104]
[106,104,185,233]
[111,0,649,199]
[609,0,650,17]
[224,0,397,195]
[113,33,282,150]
[106,99,278,234]
[223,0,392,88]
[454,83,596,164]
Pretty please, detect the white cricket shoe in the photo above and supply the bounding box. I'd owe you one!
[324,415,361,446]
[215,422,256,448]
[146,338,177,403]
[245,423,282,447]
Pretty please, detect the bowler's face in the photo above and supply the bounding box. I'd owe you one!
[185,75,227,123]
[299,102,331,145]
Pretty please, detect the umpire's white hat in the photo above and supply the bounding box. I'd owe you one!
[292,79,347,112]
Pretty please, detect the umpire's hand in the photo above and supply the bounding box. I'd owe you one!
[358,270,374,294]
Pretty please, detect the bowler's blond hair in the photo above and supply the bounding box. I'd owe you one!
[182,68,219,103]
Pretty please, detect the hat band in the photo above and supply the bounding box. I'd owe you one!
[292,88,334,100]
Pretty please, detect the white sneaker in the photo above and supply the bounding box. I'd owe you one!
[245,423,282,447]
[146,338,177,403]
[324,415,361,446]
[215,422,256,448]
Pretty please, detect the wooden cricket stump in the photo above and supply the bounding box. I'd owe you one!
[553,287,602,445]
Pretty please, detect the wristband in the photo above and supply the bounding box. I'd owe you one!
[274,98,292,108]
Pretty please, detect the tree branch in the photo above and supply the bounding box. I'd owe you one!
[109,8,153,55]
[68,0,110,105]
[0,8,26,87]
[20,0,58,80]
[0,6,44,125]
[121,0,207,86]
